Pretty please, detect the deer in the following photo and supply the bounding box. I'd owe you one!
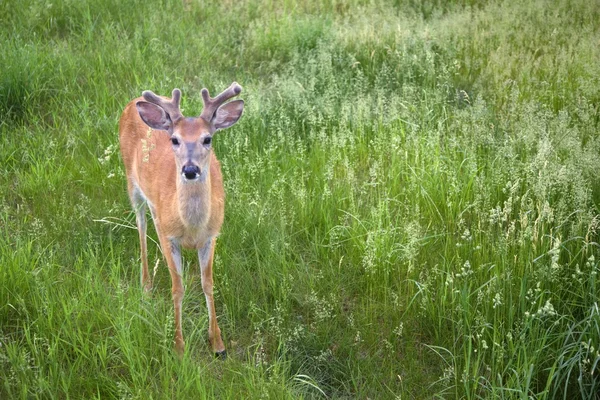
[118,82,244,358]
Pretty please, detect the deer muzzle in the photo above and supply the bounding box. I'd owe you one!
[182,164,201,180]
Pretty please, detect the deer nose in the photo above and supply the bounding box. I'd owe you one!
[182,164,200,180]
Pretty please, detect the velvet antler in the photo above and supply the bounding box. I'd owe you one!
[141,88,184,121]
[199,82,242,122]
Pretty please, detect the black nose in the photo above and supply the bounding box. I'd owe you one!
[182,165,200,180]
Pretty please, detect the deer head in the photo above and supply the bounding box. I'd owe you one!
[135,83,244,181]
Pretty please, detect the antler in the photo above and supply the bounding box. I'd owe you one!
[142,88,184,121]
[200,82,242,122]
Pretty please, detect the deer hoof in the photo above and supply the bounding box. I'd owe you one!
[215,350,227,360]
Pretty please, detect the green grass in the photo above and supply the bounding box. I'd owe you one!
[1,0,600,398]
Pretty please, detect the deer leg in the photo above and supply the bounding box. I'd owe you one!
[135,204,152,293]
[198,237,226,358]
[129,184,152,293]
[159,236,185,356]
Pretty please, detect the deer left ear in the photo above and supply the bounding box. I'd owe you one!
[136,101,172,131]
[212,100,244,130]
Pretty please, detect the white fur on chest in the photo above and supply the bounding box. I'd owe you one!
[176,185,212,248]
[178,186,210,228]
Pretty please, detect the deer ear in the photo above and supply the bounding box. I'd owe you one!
[212,100,244,130]
[136,101,172,131]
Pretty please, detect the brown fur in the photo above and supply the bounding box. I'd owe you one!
[119,92,235,356]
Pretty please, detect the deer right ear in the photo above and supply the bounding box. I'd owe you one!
[136,101,172,131]
[212,100,245,130]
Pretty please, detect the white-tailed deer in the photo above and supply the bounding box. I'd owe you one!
[119,83,244,358]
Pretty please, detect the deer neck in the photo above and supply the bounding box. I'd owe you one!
[174,167,211,229]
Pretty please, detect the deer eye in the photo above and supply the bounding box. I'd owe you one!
[203,136,212,146]
[171,138,180,146]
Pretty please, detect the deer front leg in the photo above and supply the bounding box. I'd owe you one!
[159,236,185,356]
[198,237,226,359]
[135,204,152,293]
[129,184,152,293]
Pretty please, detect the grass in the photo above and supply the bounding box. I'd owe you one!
[1,0,600,398]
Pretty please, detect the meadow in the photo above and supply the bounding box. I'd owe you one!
[1,0,600,398]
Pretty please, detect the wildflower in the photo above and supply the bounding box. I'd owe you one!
[492,292,503,309]
[536,299,557,318]
[393,322,404,337]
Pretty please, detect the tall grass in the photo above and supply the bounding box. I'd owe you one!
[1,0,599,398]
